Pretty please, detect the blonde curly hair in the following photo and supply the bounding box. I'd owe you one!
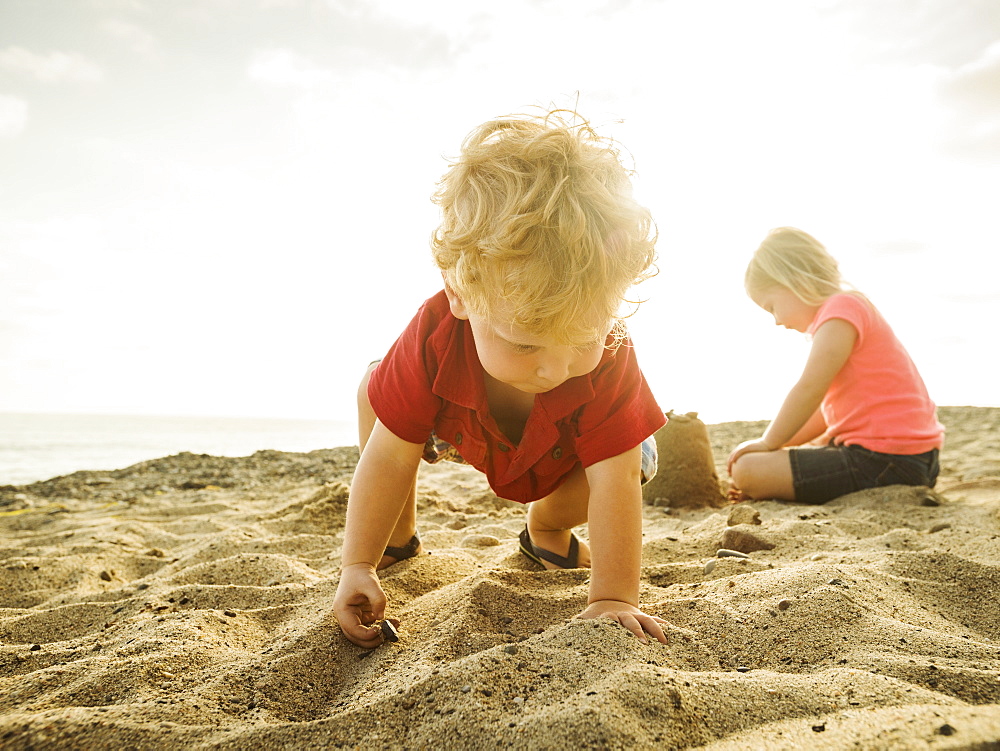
[745,227,846,305]
[431,109,657,347]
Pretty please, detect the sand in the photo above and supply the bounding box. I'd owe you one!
[2,406,999,749]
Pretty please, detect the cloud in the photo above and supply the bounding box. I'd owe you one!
[831,0,1000,68]
[941,40,1000,117]
[938,40,1000,155]
[0,96,28,137]
[0,47,103,83]
[248,49,334,88]
[101,19,159,58]
[869,240,930,257]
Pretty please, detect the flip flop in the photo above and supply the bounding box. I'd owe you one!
[518,526,581,569]
[383,534,420,564]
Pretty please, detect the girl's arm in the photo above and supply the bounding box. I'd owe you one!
[580,445,668,644]
[784,407,827,447]
[762,318,856,448]
[728,319,856,472]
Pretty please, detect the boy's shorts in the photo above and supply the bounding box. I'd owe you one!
[423,432,659,485]
[789,442,940,504]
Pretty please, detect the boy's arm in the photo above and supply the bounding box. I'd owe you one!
[341,419,424,566]
[334,419,424,647]
[581,444,667,644]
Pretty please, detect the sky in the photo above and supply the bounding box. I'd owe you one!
[1,0,998,426]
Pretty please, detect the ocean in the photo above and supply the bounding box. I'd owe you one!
[0,413,357,486]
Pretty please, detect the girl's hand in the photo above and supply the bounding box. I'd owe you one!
[333,563,393,648]
[577,600,668,644]
[727,438,774,475]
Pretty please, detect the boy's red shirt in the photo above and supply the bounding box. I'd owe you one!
[368,291,666,503]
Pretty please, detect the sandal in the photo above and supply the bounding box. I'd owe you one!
[518,526,581,569]
[382,534,421,565]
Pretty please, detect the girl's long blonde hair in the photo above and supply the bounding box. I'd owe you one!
[745,227,846,305]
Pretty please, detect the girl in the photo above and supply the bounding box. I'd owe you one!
[727,227,944,503]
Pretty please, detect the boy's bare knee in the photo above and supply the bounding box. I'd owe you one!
[357,362,379,408]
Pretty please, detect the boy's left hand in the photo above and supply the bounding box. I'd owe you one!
[577,600,668,644]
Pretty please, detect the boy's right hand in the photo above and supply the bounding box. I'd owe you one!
[333,563,392,648]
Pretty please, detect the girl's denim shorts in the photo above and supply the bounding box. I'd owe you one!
[789,442,940,504]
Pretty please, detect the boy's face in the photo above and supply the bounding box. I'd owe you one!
[445,285,607,394]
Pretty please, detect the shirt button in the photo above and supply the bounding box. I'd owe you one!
[497,442,509,452]
[454,432,463,445]
[551,446,562,460]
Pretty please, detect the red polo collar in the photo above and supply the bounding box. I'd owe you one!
[429,312,601,424]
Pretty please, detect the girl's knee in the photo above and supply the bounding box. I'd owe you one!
[730,454,759,496]
[731,453,793,500]
[731,451,795,501]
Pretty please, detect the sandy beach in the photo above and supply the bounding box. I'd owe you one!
[2,406,999,749]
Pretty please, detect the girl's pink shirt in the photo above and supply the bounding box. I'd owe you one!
[808,293,944,454]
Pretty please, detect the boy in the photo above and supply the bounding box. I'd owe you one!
[333,110,668,648]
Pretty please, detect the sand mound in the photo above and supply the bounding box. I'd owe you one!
[2,408,999,748]
[644,411,727,510]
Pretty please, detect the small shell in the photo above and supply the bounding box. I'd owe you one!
[380,620,399,642]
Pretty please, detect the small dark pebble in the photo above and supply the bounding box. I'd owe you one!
[29,644,41,651]
[828,578,846,586]
[777,599,791,611]
[717,549,750,559]
[99,571,112,582]
[381,620,399,642]
[736,666,751,673]
[812,723,826,732]
[223,610,237,617]
[937,724,955,736]
[504,645,518,655]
